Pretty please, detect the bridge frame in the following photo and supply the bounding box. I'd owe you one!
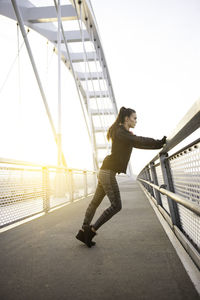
[0,0,133,176]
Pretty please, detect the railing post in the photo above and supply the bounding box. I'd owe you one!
[144,168,150,193]
[159,153,181,229]
[146,165,154,196]
[142,169,146,189]
[55,167,64,198]
[69,169,74,202]
[84,170,88,197]
[90,171,97,194]
[150,162,162,206]
[42,166,50,213]
[95,171,97,187]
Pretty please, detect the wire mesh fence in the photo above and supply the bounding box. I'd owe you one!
[138,138,200,255]
[0,160,97,228]
[155,164,170,215]
[169,140,200,251]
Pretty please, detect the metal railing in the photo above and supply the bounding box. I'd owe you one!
[0,157,97,228]
[137,98,200,269]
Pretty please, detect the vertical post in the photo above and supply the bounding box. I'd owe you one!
[11,0,58,146]
[139,170,144,189]
[146,165,154,196]
[159,153,181,229]
[78,0,99,172]
[55,167,65,198]
[42,167,50,213]
[57,0,62,167]
[84,170,88,197]
[69,169,74,202]
[150,162,162,206]
[53,0,94,171]
[144,168,150,193]
[94,171,97,190]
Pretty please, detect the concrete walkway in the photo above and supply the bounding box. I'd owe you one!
[0,179,199,300]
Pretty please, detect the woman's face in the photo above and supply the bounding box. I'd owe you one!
[126,112,137,128]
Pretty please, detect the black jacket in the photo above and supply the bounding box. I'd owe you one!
[100,124,164,174]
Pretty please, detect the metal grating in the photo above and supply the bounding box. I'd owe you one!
[176,204,200,250]
[0,162,97,228]
[87,171,96,194]
[169,141,200,205]
[73,172,85,199]
[0,166,44,227]
[169,141,200,250]
[49,168,71,209]
[155,164,170,214]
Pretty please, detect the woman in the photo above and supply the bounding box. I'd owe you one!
[76,106,166,247]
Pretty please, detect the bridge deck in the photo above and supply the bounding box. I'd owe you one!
[0,179,199,300]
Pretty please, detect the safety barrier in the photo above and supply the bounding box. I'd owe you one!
[137,99,200,269]
[0,158,97,228]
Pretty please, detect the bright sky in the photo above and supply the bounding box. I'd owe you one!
[91,0,200,173]
[0,11,93,170]
[0,0,199,174]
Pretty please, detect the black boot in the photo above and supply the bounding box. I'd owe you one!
[76,229,96,246]
[82,224,97,248]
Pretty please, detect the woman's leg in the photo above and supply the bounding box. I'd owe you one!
[82,179,106,228]
[92,169,122,231]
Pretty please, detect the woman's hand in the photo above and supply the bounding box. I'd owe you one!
[160,136,167,146]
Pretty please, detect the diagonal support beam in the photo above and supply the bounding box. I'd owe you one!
[0,3,76,23]
[10,0,67,167]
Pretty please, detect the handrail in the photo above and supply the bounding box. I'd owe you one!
[138,178,200,216]
[161,98,200,153]
[139,98,200,171]
[137,98,200,257]
[167,137,200,160]
[0,156,98,228]
[0,157,96,173]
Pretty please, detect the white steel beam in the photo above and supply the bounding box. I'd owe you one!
[88,91,109,98]
[91,109,114,115]
[96,144,111,149]
[94,127,109,132]
[57,0,62,167]
[0,3,76,22]
[61,51,97,62]
[76,71,103,80]
[0,1,27,20]
[28,25,90,44]
[55,30,90,43]
[10,0,67,167]
[0,0,119,173]
[78,0,118,113]
[25,5,77,23]
[0,2,89,43]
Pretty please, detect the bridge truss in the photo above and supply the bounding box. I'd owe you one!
[0,0,133,176]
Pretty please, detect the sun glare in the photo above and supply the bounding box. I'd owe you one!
[0,16,94,170]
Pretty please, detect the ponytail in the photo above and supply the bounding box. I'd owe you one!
[107,106,135,141]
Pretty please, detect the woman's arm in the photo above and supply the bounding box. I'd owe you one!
[117,127,166,149]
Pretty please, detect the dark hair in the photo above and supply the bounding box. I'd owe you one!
[107,106,136,141]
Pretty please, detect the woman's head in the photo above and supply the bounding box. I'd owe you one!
[107,106,137,141]
[118,106,137,128]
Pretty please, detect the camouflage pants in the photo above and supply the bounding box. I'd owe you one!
[82,169,122,230]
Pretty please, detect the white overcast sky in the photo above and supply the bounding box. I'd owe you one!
[90,0,200,173]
